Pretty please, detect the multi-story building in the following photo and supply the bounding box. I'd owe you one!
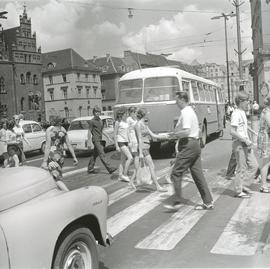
[250,0,270,104]
[88,54,126,111]
[1,7,43,120]
[42,48,101,121]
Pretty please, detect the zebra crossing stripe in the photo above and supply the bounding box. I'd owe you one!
[135,177,230,250]
[211,192,270,256]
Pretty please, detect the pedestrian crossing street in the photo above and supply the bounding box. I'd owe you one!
[101,172,270,257]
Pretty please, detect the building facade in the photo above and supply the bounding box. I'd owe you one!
[42,48,102,121]
[1,7,43,120]
[250,0,270,104]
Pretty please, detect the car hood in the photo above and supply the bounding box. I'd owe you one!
[67,130,89,142]
[0,167,57,212]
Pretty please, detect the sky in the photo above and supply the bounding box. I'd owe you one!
[0,0,253,65]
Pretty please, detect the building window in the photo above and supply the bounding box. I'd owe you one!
[26,72,31,83]
[85,74,88,80]
[93,74,96,81]
[108,106,112,111]
[49,75,53,84]
[78,106,82,117]
[77,86,82,96]
[20,74,25,84]
[87,106,91,116]
[20,97,25,111]
[101,89,105,100]
[86,87,90,97]
[0,77,6,94]
[93,86,98,96]
[77,73,80,80]
[48,88,54,101]
[64,107,69,118]
[61,87,68,99]
[28,55,31,63]
[28,92,34,110]
[62,74,67,82]
[33,74,38,85]
[103,107,106,111]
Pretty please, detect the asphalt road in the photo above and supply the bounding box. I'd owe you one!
[21,125,270,268]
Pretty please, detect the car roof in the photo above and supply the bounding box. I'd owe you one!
[19,120,41,125]
[71,115,113,122]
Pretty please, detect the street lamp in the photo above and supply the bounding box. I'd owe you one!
[211,12,235,104]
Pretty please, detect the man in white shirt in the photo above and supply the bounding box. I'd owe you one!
[230,92,259,198]
[164,91,213,210]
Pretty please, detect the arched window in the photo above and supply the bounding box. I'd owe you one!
[33,74,38,85]
[78,106,82,117]
[26,72,31,83]
[0,77,6,94]
[64,107,69,118]
[20,74,25,84]
[20,97,25,111]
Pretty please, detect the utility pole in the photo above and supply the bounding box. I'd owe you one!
[211,12,236,104]
[232,0,247,84]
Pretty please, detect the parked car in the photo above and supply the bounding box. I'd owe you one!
[67,116,115,152]
[0,166,111,269]
[19,120,46,153]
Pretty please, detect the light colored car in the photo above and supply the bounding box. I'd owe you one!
[67,116,115,152]
[19,120,46,153]
[0,166,111,269]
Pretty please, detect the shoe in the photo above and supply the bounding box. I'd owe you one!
[109,168,117,174]
[194,203,214,210]
[164,202,182,210]
[243,188,253,195]
[260,187,270,193]
[235,192,251,198]
[120,175,130,182]
[87,169,95,174]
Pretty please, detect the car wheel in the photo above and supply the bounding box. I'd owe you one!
[52,227,99,269]
[40,142,46,154]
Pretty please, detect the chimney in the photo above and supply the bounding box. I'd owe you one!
[106,53,110,62]
[93,56,97,63]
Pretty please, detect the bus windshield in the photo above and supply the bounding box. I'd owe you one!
[143,76,179,102]
[118,79,143,104]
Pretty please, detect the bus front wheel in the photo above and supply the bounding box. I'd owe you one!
[200,123,207,148]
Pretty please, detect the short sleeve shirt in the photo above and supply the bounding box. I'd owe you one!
[230,108,249,140]
[176,106,199,139]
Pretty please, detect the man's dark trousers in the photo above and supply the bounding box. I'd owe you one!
[171,138,213,205]
[226,151,237,177]
[88,140,114,173]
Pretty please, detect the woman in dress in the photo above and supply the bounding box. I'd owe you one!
[135,109,167,192]
[127,106,139,189]
[257,96,270,193]
[114,107,133,183]
[41,116,78,191]
[12,115,30,164]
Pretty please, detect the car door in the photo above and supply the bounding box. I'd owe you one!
[103,118,114,146]
[31,123,45,151]
[22,123,33,152]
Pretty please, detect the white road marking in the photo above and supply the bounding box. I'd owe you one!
[25,157,44,163]
[63,167,87,177]
[135,177,230,250]
[211,192,270,256]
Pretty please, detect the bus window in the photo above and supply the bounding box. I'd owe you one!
[204,84,211,102]
[118,79,143,104]
[191,81,199,101]
[209,86,215,102]
[198,82,205,101]
[182,81,190,94]
[144,76,179,102]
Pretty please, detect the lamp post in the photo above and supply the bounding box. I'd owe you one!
[211,12,236,104]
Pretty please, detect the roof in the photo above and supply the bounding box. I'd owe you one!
[42,48,99,73]
[119,67,218,86]
[88,56,126,75]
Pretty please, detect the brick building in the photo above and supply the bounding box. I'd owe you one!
[0,7,43,120]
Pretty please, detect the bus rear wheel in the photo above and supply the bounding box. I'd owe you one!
[200,123,207,148]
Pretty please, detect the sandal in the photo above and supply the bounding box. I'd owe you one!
[235,192,251,198]
[260,187,270,193]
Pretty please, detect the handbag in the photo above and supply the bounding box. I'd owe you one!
[136,158,152,185]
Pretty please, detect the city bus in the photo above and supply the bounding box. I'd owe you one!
[114,67,225,149]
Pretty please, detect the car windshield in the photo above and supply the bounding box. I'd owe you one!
[69,120,91,130]
[143,76,179,102]
[118,79,142,104]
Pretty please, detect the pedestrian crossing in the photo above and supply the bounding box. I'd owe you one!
[104,172,270,257]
